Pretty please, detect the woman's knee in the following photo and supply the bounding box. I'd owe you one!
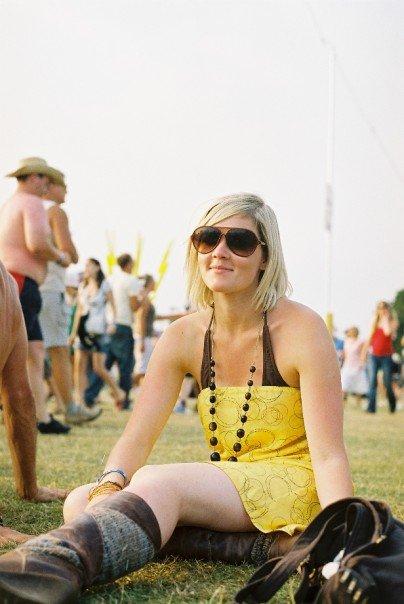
[63,483,94,522]
[127,465,179,496]
[129,464,160,485]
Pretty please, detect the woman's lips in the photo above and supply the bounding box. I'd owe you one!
[209,266,232,273]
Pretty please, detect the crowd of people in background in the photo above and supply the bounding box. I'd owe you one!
[0,157,402,437]
[0,157,189,435]
[0,155,402,546]
[337,301,402,413]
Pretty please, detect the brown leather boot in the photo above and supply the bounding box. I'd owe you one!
[250,530,300,566]
[0,492,161,604]
[159,526,300,566]
[0,509,102,603]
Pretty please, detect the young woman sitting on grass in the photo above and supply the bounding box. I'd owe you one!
[0,193,353,603]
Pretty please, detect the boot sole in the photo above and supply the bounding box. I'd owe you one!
[0,572,78,603]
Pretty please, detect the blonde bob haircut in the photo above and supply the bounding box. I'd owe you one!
[186,193,290,311]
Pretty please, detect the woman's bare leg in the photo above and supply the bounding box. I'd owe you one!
[73,349,89,406]
[63,462,254,545]
[92,352,125,404]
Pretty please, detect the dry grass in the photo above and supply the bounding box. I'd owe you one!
[0,397,403,603]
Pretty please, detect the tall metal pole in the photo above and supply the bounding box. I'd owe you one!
[325,45,335,334]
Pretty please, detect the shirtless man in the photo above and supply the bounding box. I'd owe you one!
[0,158,71,434]
[0,260,67,546]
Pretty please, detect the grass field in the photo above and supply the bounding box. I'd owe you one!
[0,397,403,603]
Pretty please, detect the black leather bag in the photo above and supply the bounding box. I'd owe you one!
[235,497,404,603]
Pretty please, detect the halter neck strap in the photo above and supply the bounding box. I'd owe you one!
[200,308,289,390]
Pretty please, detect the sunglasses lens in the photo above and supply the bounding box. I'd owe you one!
[192,227,221,253]
[226,229,258,256]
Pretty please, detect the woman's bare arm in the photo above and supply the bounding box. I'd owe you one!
[96,318,191,483]
[105,289,116,326]
[136,300,149,351]
[48,205,79,263]
[295,310,354,508]
[68,299,83,344]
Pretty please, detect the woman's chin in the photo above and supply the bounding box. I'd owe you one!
[202,274,232,292]
[205,280,245,295]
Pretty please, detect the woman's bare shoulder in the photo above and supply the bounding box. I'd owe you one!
[155,310,209,373]
[276,298,329,337]
[275,299,336,376]
[157,310,210,354]
[164,309,209,335]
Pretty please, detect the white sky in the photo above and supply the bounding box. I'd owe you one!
[0,0,403,337]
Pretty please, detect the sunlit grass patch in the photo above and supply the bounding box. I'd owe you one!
[0,396,402,602]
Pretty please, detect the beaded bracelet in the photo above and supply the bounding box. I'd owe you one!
[88,480,122,502]
[97,468,127,486]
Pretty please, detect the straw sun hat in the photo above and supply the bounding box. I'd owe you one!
[6,157,66,188]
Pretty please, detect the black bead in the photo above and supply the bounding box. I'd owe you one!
[209,421,217,431]
[210,371,215,378]
[209,407,216,415]
[233,442,242,452]
[245,392,251,400]
[209,395,216,403]
[243,403,250,412]
[210,436,218,446]
[209,382,216,391]
[228,456,238,462]
[250,365,256,373]
[210,452,221,461]
[241,415,248,423]
[247,379,253,387]
[210,360,215,367]
[237,428,245,438]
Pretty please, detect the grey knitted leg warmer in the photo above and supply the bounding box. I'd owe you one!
[16,492,162,587]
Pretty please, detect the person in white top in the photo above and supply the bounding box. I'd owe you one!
[107,254,144,409]
[39,171,101,425]
[341,327,368,404]
[69,258,126,409]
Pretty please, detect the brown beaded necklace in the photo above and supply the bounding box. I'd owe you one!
[208,311,265,462]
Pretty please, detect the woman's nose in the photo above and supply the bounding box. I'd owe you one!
[212,234,230,257]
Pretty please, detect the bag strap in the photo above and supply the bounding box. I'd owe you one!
[344,501,382,554]
[235,497,382,604]
[236,510,345,602]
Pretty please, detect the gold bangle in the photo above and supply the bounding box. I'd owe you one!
[88,481,122,502]
[97,479,123,490]
[90,480,122,494]
[88,485,121,502]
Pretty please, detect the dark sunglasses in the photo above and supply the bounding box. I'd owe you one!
[191,226,266,257]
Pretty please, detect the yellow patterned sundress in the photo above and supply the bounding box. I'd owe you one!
[197,385,321,535]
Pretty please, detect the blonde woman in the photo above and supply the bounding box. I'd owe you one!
[362,301,398,413]
[0,194,353,601]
